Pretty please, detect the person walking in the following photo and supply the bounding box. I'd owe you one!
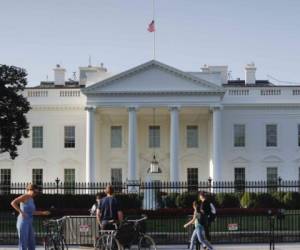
[96,185,123,230]
[11,184,50,250]
[184,201,214,250]
[90,193,103,216]
[199,191,215,241]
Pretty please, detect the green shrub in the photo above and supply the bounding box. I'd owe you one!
[271,192,285,207]
[115,194,141,210]
[0,193,142,211]
[215,193,240,208]
[163,193,179,208]
[283,192,300,209]
[240,192,257,208]
[176,192,198,208]
[254,193,281,208]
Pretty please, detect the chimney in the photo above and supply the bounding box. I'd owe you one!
[201,64,210,73]
[53,64,66,85]
[79,62,108,86]
[245,63,256,84]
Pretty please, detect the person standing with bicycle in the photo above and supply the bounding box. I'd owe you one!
[11,184,50,250]
[96,185,123,230]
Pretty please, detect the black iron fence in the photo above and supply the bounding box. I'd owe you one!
[1,180,300,245]
[1,179,299,195]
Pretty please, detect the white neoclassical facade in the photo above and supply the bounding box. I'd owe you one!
[1,60,300,185]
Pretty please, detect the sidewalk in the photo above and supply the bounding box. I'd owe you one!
[1,244,300,250]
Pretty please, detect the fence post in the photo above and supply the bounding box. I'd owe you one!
[55,178,60,194]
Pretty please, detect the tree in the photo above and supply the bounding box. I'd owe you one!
[0,65,31,159]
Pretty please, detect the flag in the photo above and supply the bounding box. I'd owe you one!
[147,20,155,32]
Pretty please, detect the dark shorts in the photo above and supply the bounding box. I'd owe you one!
[100,220,116,230]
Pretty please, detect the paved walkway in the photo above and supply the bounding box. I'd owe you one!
[1,244,300,250]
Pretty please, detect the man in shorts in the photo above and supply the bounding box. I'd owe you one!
[96,185,123,230]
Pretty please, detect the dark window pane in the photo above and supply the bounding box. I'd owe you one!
[64,126,75,148]
[149,126,160,148]
[187,126,198,148]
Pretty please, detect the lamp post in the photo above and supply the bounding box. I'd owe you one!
[208,177,212,193]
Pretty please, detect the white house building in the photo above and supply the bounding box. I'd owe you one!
[1,60,300,186]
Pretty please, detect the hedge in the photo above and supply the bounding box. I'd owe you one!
[2,191,300,212]
[0,193,141,211]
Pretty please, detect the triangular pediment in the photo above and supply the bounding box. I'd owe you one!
[230,157,250,164]
[262,155,283,163]
[83,60,224,95]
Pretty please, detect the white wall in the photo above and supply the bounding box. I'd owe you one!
[1,108,86,183]
[222,107,300,181]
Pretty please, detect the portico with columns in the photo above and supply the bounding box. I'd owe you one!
[83,60,225,183]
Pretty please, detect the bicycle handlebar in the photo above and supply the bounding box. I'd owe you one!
[43,216,67,226]
[125,215,148,223]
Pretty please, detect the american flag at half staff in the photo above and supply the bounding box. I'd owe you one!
[148,20,155,32]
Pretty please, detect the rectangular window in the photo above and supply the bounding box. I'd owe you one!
[234,124,245,147]
[64,169,75,194]
[32,126,43,148]
[149,126,160,148]
[266,124,277,147]
[267,167,278,192]
[111,126,122,148]
[0,169,11,194]
[298,124,300,147]
[32,169,43,186]
[234,168,245,192]
[111,168,122,193]
[187,168,198,191]
[299,167,300,192]
[187,126,199,148]
[64,126,75,148]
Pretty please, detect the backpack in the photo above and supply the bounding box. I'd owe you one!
[208,203,216,223]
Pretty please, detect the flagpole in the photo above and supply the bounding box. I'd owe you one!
[153,0,156,60]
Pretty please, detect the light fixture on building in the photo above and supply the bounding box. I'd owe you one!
[148,108,162,174]
[149,154,161,173]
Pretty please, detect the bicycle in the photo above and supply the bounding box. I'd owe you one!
[44,216,68,250]
[94,222,122,250]
[95,216,156,250]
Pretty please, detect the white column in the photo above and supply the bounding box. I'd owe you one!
[170,106,180,182]
[85,106,96,183]
[211,106,222,182]
[128,107,137,181]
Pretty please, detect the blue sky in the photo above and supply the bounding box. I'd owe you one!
[1,0,300,86]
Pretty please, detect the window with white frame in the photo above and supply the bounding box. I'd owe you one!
[266,124,277,147]
[187,168,198,191]
[111,168,122,183]
[0,169,11,194]
[299,167,300,191]
[64,126,75,148]
[187,126,199,148]
[149,126,160,148]
[64,169,75,194]
[32,169,43,186]
[64,169,75,183]
[298,124,300,147]
[267,167,278,192]
[234,168,245,192]
[234,124,245,147]
[111,126,122,148]
[32,126,43,148]
[111,168,122,192]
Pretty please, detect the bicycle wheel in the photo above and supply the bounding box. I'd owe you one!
[95,234,122,250]
[138,235,156,250]
[44,236,55,250]
[56,239,68,250]
[44,237,67,250]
